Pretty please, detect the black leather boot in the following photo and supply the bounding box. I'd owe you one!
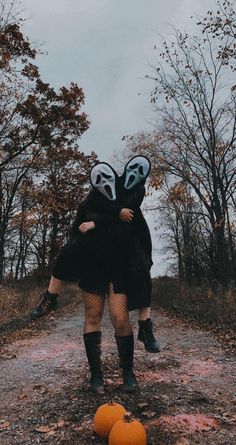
[115,333,137,393]
[138,318,160,353]
[30,291,58,320]
[83,331,104,395]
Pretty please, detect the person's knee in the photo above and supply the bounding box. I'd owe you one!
[111,313,130,331]
[86,309,103,327]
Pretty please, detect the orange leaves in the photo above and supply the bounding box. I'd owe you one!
[0,22,36,70]
[168,182,194,206]
[0,5,94,280]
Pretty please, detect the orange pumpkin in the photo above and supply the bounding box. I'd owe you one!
[109,412,147,445]
[94,401,126,440]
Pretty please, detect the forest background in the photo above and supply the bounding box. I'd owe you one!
[0,0,236,330]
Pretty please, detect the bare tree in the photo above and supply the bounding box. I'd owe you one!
[0,2,94,281]
[123,2,236,286]
[150,7,236,285]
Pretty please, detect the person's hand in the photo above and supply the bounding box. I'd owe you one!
[119,208,134,222]
[79,221,96,233]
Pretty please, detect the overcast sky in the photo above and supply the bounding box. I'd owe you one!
[22,0,214,275]
[23,0,214,160]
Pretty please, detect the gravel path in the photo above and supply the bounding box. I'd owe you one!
[0,302,235,444]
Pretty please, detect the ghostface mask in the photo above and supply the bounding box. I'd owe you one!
[90,162,117,201]
[123,155,151,190]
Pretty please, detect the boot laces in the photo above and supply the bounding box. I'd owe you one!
[37,294,53,313]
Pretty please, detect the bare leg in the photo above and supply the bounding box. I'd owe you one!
[48,276,63,295]
[138,306,151,321]
[30,279,59,320]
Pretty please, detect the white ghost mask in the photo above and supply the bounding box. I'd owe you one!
[124,156,151,190]
[90,163,117,201]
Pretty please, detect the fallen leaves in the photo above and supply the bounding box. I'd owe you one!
[1,305,236,445]
[34,420,67,434]
[17,392,29,401]
[215,411,236,425]
[137,402,149,410]
[142,411,156,418]
[0,420,10,430]
[35,425,53,434]
[156,413,218,433]
[0,352,17,360]
[175,438,190,445]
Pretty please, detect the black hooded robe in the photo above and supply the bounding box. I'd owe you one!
[93,182,153,310]
[52,183,153,310]
[117,184,152,311]
[52,189,124,295]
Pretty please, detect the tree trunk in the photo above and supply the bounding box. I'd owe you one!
[214,224,228,286]
[48,212,60,268]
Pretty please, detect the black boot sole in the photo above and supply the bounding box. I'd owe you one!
[30,309,57,321]
[138,336,161,353]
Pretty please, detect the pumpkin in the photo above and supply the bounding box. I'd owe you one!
[94,400,126,440]
[109,412,147,445]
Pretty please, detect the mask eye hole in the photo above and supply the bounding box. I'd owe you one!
[102,173,112,179]
[129,163,138,170]
[96,174,101,185]
[139,166,144,175]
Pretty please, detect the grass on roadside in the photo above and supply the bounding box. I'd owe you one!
[152,276,236,330]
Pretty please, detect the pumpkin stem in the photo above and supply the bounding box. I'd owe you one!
[123,412,133,423]
[108,400,115,406]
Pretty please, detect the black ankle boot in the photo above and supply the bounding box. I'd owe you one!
[30,291,58,320]
[83,331,104,395]
[138,318,160,353]
[115,334,138,393]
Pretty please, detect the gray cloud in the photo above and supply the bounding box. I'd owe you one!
[23,0,214,160]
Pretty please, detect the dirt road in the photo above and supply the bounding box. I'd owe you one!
[0,301,235,444]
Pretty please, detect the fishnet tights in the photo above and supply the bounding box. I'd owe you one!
[82,284,132,336]
[108,284,132,336]
[83,292,105,333]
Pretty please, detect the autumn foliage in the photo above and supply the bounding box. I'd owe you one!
[124,1,236,288]
[0,1,96,281]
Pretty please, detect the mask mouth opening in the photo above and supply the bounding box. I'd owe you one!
[104,184,114,200]
[126,174,135,188]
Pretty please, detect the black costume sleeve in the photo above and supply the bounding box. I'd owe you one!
[90,185,146,229]
[85,190,123,229]
[124,185,153,268]
[90,204,123,228]
[138,217,153,261]
[69,186,146,235]
[70,189,123,232]
[123,185,145,211]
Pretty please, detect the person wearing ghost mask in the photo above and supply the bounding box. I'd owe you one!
[30,157,159,393]
[30,162,138,394]
[90,156,160,354]
[79,163,139,395]
[29,162,119,321]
